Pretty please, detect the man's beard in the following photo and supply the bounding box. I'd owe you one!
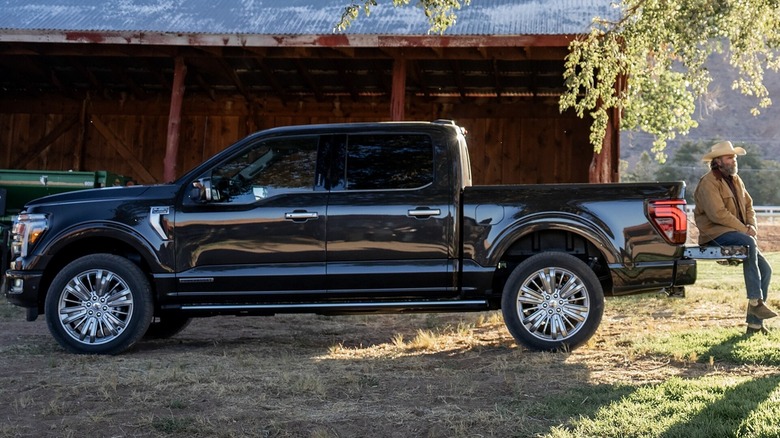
[719,161,738,176]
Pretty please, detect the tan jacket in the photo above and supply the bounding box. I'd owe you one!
[693,170,756,244]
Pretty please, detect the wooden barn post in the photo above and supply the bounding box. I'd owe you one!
[390,57,406,121]
[163,55,187,182]
[589,74,624,183]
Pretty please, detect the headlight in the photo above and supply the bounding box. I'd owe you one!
[11,213,48,259]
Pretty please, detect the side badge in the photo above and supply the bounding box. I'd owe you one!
[149,206,171,240]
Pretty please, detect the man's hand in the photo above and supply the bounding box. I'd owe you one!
[747,224,758,238]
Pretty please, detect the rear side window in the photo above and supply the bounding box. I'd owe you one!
[345,134,434,190]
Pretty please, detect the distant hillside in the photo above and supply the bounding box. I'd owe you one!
[620,53,780,165]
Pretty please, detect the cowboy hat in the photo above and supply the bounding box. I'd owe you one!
[702,141,746,161]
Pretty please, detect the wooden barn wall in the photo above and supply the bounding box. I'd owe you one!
[0,95,593,185]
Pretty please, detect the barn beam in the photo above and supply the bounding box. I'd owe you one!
[491,59,504,99]
[589,75,624,183]
[163,55,187,183]
[391,57,406,121]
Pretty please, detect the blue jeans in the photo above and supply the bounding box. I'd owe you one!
[710,231,773,326]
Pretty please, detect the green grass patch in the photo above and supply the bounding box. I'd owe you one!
[632,326,780,365]
[693,252,780,298]
[537,375,780,438]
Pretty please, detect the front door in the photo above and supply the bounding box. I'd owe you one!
[173,134,327,302]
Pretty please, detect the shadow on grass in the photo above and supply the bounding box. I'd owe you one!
[702,330,780,366]
[529,331,780,437]
[634,328,780,368]
[533,375,780,437]
[659,374,780,438]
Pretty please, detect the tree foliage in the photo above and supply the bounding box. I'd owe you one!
[337,0,780,163]
[561,0,780,162]
[336,1,470,34]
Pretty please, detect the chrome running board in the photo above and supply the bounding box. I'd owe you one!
[177,299,490,314]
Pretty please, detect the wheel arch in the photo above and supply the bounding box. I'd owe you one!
[488,219,619,302]
[35,225,165,313]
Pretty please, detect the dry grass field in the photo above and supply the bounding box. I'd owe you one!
[1,220,780,437]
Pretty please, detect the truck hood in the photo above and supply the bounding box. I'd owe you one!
[24,184,179,207]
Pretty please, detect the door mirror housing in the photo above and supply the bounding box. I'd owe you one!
[189,178,217,203]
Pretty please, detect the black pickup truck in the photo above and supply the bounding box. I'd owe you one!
[3,120,696,354]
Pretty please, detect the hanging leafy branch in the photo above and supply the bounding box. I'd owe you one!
[336,1,470,34]
[561,0,780,162]
[337,0,780,162]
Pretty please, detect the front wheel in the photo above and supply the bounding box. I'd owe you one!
[45,254,153,354]
[501,252,604,351]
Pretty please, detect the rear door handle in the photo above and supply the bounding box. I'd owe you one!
[285,211,319,221]
[408,208,441,218]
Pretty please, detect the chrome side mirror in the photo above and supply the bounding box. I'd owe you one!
[189,178,214,202]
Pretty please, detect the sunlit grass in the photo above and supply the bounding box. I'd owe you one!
[632,326,780,365]
[539,375,780,438]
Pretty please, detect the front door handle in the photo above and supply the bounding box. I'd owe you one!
[285,211,319,221]
[408,208,441,218]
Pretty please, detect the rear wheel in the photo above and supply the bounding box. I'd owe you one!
[501,252,604,351]
[45,254,153,354]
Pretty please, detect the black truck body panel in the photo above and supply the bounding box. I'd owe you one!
[3,121,696,353]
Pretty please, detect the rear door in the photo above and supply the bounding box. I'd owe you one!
[173,134,327,302]
[325,131,457,298]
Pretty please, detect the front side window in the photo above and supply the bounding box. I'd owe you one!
[344,134,434,190]
[210,135,319,203]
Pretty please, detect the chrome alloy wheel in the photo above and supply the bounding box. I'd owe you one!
[515,266,590,341]
[56,269,134,346]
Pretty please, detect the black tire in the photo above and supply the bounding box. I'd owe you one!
[45,254,153,355]
[501,252,604,351]
[144,315,191,339]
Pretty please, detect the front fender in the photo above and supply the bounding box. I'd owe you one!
[40,221,173,273]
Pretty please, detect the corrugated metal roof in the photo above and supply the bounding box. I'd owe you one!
[0,0,617,36]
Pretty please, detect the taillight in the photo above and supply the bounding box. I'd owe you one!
[648,199,687,244]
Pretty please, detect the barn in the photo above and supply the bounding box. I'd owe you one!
[0,0,620,185]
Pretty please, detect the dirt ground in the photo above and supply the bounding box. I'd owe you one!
[1,222,779,437]
[0,305,745,438]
